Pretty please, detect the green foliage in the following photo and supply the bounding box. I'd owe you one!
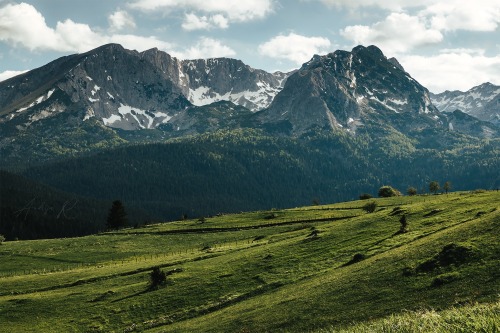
[416,243,476,273]
[398,214,408,234]
[0,234,5,244]
[429,181,440,194]
[106,200,128,230]
[150,267,167,289]
[12,128,500,227]
[443,181,452,194]
[362,201,377,213]
[407,187,417,196]
[378,186,401,198]
[359,193,373,200]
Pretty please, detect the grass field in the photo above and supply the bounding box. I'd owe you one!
[1,191,499,332]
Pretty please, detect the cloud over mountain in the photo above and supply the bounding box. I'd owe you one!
[258,33,332,65]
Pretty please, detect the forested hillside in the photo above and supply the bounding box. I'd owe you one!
[0,171,149,240]
[22,128,500,222]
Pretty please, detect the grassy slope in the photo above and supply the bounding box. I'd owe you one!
[0,191,498,332]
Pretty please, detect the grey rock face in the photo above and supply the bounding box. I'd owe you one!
[431,82,500,126]
[258,45,443,136]
[181,58,289,111]
[445,109,499,138]
[0,44,190,131]
[0,44,290,132]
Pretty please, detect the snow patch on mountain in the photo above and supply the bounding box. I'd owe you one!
[431,82,500,125]
[102,114,121,126]
[188,79,284,111]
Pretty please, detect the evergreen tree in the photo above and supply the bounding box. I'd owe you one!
[106,200,128,230]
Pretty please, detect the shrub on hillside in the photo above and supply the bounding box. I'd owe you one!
[416,243,476,273]
[378,186,401,197]
[150,267,167,289]
[362,201,377,213]
[359,193,373,200]
[397,214,408,234]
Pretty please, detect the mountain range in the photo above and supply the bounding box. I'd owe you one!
[431,82,500,126]
[0,43,499,238]
[1,43,498,142]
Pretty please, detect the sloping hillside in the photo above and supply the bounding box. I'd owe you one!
[0,191,498,332]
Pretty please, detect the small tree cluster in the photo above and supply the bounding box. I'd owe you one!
[378,186,401,198]
[429,181,452,195]
[429,181,440,194]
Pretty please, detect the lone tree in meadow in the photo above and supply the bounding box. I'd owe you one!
[150,266,167,289]
[378,185,401,198]
[106,200,128,230]
[429,181,440,195]
[443,181,451,194]
[0,234,5,244]
[407,187,418,196]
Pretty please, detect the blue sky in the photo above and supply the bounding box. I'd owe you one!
[0,0,499,92]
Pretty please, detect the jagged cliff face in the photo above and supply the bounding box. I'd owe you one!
[139,48,289,111]
[0,44,289,132]
[258,45,443,135]
[431,83,500,126]
[182,58,288,111]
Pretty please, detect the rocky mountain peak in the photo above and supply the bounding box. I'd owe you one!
[259,45,441,136]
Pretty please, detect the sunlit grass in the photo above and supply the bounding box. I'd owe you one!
[1,191,498,332]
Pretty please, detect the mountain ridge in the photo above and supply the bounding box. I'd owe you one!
[431,82,500,126]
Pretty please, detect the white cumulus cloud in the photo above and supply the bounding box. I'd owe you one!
[129,0,274,29]
[182,12,229,31]
[424,1,500,32]
[0,3,173,53]
[400,50,500,93]
[258,33,332,65]
[340,13,443,54]
[109,10,137,32]
[319,0,500,32]
[173,37,236,59]
[317,0,432,10]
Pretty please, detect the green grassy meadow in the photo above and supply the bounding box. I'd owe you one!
[1,191,499,332]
